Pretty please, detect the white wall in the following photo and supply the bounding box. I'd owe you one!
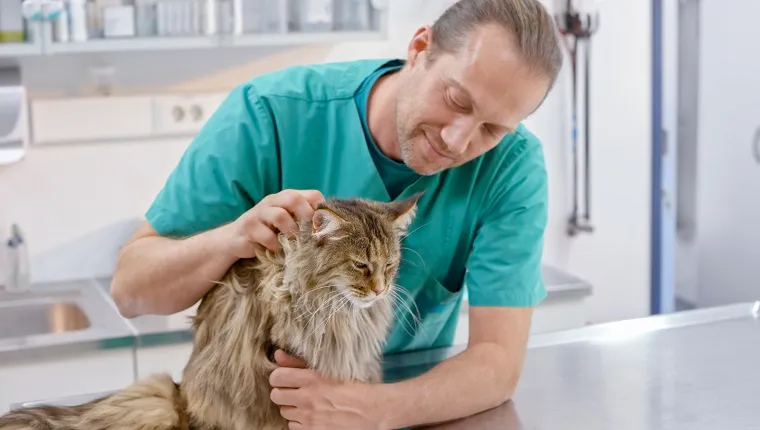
[0,0,653,324]
[0,138,190,282]
[691,0,760,307]
[527,0,654,323]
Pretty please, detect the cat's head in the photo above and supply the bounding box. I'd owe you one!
[282,193,422,309]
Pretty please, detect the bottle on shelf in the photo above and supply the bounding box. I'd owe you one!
[241,0,287,34]
[333,0,370,31]
[68,0,89,41]
[289,0,333,33]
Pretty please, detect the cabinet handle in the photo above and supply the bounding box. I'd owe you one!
[754,126,760,165]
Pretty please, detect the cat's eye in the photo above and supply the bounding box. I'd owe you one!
[352,260,369,271]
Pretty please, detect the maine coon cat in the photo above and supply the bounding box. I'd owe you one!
[0,194,421,430]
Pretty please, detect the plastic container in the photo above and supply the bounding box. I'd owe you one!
[54,6,70,41]
[68,0,88,41]
[242,0,287,34]
[290,0,333,32]
[333,0,369,31]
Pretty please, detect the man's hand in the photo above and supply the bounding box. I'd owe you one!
[226,189,325,257]
[269,350,389,430]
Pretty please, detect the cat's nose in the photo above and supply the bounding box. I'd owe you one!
[372,281,385,295]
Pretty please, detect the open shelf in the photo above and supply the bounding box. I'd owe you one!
[223,30,383,47]
[48,35,218,54]
[44,29,383,54]
[0,42,42,57]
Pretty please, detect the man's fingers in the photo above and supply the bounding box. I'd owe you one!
[250,223,280,252]
[270,387,302,406]
[274,349,308,368]
[271,190,317,222]
[279,406,303,422]
[297,190,326,210]
[270,367,317,388]
[259,206,298,235]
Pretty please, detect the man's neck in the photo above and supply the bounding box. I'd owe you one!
[366,70,403,162]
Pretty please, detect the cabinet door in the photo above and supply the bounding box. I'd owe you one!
[0,350,134,413]
[695,0,760,306]
[135,343,194,382]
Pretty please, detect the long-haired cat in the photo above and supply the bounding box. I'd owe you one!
[0,194,421,430]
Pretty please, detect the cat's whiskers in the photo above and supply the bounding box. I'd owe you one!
[387,289,423,339]
[390,285,423,323]
[294,284,337,318]
[301,291,342,328]
[403,220,431,240]
[307,295,350,345]
[401,247,428,271]
[400,256,424,273]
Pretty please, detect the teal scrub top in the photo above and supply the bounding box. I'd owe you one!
[145,58,549,356]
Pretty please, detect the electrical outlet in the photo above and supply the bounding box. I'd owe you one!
[152,93,225,136]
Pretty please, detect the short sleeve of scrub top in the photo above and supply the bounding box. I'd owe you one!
[145,84,279,237]
[464,131,548,308]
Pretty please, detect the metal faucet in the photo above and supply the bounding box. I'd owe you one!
[4,223,30,292]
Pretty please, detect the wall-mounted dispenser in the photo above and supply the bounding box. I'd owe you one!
[0,68,29,166]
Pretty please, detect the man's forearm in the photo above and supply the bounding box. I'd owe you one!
[111,224,238,318]
[379,342,521,429]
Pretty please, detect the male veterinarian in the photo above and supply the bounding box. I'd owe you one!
[111,0,563,427]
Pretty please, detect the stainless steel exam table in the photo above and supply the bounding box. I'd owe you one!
[13,302,760,429]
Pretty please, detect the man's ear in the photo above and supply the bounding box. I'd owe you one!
[407,25,433,67]
[312,208,345,241]
[388,192,424,235]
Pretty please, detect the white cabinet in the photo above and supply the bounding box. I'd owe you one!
[135,343,194,382]
[29,92,228,145]
[0,349,134,414]
[31,96,154,144]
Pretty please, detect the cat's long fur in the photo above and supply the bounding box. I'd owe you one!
[0,195,420,430]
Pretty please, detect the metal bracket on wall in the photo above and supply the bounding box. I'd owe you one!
[554,1,600,237]
[753,126,760,165]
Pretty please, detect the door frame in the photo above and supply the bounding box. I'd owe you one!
[651,0,678,314]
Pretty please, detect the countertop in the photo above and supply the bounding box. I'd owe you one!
[388,301,760,429]
[12,301,760,429]
[0,265,592,362]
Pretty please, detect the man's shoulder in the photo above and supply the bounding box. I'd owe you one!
[240,58,401,102]
[472,122,546,184]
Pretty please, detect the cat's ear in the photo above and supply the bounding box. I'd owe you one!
[388,192,424,235]
[312,208,346,240]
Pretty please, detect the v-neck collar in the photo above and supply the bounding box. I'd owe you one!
[345,60,438,203]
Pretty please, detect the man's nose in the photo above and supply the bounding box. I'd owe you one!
[440,117,477,156]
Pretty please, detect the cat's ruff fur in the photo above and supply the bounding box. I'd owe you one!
[0,195,420,430]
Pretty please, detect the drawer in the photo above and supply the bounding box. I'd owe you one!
[31,96,154,144]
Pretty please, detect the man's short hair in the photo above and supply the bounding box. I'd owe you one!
[429,0,564,89]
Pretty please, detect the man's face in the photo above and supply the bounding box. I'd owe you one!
[395,24,551,175]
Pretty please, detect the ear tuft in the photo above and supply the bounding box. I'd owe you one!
[312,208,345,240]
[388,192,424,235]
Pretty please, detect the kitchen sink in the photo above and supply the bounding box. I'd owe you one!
[0,301,91,339]
[0,289,82,304]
